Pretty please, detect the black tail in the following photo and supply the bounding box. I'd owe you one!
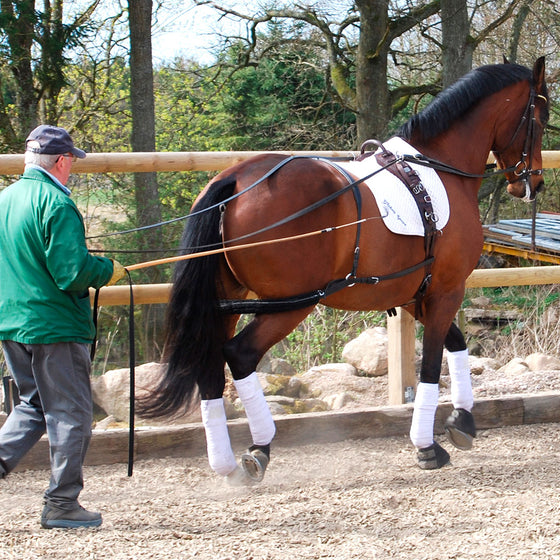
[137,177,237,418]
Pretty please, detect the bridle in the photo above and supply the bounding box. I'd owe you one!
[492,86,548,202]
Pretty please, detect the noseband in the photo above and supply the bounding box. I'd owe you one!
[493,87,547,201]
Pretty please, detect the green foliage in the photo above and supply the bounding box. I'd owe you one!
[468,285,560,315]
[269,308,386,373]
[462,284,560,361]
[201,40,355,151]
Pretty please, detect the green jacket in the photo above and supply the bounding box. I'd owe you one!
[0,167,113,344]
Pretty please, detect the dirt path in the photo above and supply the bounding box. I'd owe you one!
[2,422,560,559]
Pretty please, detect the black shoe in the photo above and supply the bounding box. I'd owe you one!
[41,504,102,529]
[0,458,8,479]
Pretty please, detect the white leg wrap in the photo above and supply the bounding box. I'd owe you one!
[447,349,473,412]
[234,372,276,446]
[410,382,439,449]
[201,398,238,476]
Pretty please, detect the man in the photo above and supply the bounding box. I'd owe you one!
[0,125,125,529]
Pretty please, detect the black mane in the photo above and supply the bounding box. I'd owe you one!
[398,63,533,141]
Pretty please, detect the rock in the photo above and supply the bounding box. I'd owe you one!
[267,401,289,415]
[323,392,352,410]
[467,339,484,356]
[91,363,162,423]
[342,327,388,376]
[92,363,239,425]
[290,399,329,414]
[470,296,492,307]
[260,374,303,398]
[259,358,297,376]
[497,357,530,376]
[265,395,296,407]
[300,363,358,395]
[469,356,500,376]
[525,352,560,372]
[298,363,381,409]
[94,415,118,430]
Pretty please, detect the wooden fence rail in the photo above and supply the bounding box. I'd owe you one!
[0,149,560,175]
[2,149,560,405]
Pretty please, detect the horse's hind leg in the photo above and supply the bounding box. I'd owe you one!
[443,323,476,450]
[196,323,241,481]
[223,307,316,482]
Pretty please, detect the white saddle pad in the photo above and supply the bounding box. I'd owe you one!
[334,137,449,236]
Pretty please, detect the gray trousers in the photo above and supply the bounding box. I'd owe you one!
[0,341,93,509]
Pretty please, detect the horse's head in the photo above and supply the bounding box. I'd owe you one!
[492,57,549,202]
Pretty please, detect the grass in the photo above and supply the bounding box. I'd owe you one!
[462,284,560,362]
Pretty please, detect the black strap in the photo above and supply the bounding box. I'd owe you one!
[91,278,135,476]
[126,270,135,477]
[218,256,434,315]
[402,153,512,179]
[90,288,100,361]
[321,160,364,278]
[375,147,437,317]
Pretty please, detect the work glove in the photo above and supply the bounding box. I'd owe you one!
[106,259,126,286]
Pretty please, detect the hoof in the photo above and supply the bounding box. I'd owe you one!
[241,446,270,482]
[445,408,476,451]
[417,442,450,470]
[225,466,253,487]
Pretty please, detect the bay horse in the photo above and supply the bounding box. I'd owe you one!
[138,58,548,483]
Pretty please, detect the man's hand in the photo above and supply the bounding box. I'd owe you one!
[106,260,126,286]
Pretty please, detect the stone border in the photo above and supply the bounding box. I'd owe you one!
[8,391,560,472]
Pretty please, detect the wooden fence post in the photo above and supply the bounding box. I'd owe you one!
[387,308,417,405]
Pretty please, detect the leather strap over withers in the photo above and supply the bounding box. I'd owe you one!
[374,144,438,318]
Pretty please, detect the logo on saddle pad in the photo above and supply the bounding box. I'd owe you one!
[336,137,450,236]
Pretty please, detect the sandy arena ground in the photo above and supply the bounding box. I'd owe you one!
[2,420,560,560]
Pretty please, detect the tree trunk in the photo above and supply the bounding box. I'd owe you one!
[355,0,390,144]
[128,0,165,361]
[508,1,531,63]
[441,0,472,88]
[0,0,38,141]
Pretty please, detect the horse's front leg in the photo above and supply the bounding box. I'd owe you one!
[408,294,467,470]
[443,322,476,450]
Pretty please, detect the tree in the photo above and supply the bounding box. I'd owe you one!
[192,1,441,143]
[0,0,100,150]
[191,1,539,144]
[128,0,165,360]
[440,0,472,87]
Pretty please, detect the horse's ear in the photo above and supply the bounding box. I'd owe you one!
[532,56,546,92]
[503,55,510,64]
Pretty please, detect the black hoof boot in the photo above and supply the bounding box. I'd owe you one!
[417,442,450,470]
[445,408,476,451]
[241,444,270,482]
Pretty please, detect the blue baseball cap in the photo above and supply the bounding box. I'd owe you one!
[25,125,86,158]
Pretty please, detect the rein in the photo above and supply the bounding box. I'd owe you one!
[404,87,544,195]
[126,217,377,271]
